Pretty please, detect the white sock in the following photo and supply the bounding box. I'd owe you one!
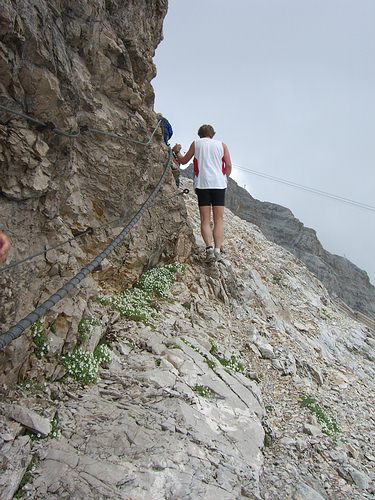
[214,248,221,254]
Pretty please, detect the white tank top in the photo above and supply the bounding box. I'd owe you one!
[193,138,227,189]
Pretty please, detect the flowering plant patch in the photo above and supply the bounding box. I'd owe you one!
[300,394,341,435]
[217,355,245,374]
[94,344,112,366]
[193,385,213,398]
[31,319,49,358]
[63,343,112,385]
[98,263,186,324]
[98,288,155,323]
[63,348,99,385]
[136,263,186,298]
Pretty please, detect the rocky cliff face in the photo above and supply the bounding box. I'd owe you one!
[0,181,373,498]
[0,0,192,382]
[183,166,375,320]
[0,3,374,499]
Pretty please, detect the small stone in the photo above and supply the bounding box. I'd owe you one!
[252,335,274,359]
[295,439,308,452]
[0,404,51,436]
[279,437,295,447]
[302,423,323,437]
[338,465,370,490]
[346,444,359,459]
[293,321,309,332]
[2,433,14,442]
[305,363,324,386]
[33,137,49,157]
[293,482,326,500]
[348,468,370,490]
[329,449,347,463]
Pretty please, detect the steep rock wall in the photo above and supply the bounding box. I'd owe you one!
[0,0,193,383]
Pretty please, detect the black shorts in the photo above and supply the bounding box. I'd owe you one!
[195,188,226,207]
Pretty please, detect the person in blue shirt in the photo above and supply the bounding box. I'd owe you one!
[158,114,173,146]
[158,114,181,186]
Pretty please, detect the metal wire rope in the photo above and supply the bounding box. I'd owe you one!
[0,104,161,143]
[234,164,375,213]
[0,104,80,138]
[161,188,190,202]
[0,104,164,271]
[0,187,188,274]
[85,122,161,146]
[0,206,144,274]
[0,227,93,274]
[0,149,173,350]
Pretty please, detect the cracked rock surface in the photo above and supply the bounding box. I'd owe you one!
[1,181,374,499]
[0,0,192,384]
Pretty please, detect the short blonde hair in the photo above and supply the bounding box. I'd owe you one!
[198,124,215,138]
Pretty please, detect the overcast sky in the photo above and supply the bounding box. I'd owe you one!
[153,0,375,285]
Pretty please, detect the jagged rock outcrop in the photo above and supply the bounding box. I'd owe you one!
[0,0,193,383]
[0,181,373,498]
[182,165,375,320]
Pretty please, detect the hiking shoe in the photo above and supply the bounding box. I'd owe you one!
[205,247,215,263]
[214,249,223,261]
[214,249,228,265]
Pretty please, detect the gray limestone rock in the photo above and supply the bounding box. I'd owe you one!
[337,465,371,490]
[0,435,32,500]
[0,403,51,436]
[272,349,297,376]
[293,482,327,500]
[0,0,193,384]
[251,334,275,360]
[0,6,374,497]
[302,423,323,437]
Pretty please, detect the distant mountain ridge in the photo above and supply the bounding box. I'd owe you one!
[182,165,375,320]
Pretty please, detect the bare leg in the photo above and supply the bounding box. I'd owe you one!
[212,205,225,249]
[199,205,213,247]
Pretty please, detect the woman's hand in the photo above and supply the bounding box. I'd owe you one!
[0,231,11,264]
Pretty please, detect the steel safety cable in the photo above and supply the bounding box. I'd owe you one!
[85,120,161,146]
[160,188,190,203]
[0,207,145,275]
[0,228,93,274]
[0,104,162,144]
[0,110,164,272]
[0,104,80,138]
[0,149,173,350]
[234,164,375,213]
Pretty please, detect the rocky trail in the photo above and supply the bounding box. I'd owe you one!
[1,1,374,498]
[1,181,374,499]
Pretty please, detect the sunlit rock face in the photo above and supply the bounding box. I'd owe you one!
[0,0,192,383]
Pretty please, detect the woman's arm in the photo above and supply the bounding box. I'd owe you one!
[173,142,195,165]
